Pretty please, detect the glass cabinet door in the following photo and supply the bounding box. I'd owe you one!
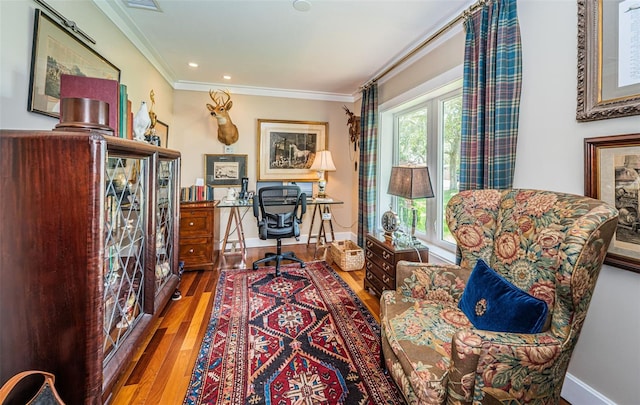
[103,155,147,364]
[154,158,175,294]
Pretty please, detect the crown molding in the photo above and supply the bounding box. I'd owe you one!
[175,81,355,103]
[93,0,175,85]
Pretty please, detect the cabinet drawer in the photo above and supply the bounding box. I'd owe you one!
[365,238,394,266]
[180,212,213,236]
[366,260,394,289]
[365,250,395,277]
[365,268,387,295]
[179,238,213,264]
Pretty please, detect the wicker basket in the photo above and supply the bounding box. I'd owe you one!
[330,240,364,271]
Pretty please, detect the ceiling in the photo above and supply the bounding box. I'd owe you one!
[95,0,474,100]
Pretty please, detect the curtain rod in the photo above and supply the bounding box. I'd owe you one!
[361,0,487,90]
[34,0,96,44]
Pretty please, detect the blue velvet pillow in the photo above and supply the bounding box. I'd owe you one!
[458,259,549,334]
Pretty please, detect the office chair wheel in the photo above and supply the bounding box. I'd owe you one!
[301,262,306,268]
[253,264,258,270]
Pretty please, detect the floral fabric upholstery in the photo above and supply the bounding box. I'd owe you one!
[380,189,618,404]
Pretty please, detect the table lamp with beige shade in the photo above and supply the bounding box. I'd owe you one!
[310,150,336,197]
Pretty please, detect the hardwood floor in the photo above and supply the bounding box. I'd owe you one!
[108,244,570,405]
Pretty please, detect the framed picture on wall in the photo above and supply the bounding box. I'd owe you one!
[155,120,169,148]
[28,9,121,118]
[576,0,640,121]
[585,133,640,274]
[257,119,328,181]
[205,154,247,186]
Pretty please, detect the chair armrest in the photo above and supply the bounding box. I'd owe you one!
[253,196,260,220]
[448,328,564,403]
[396,260,470,303]
[297,193,307,221]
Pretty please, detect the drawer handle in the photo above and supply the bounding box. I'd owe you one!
[366,271,373,280]
[366,240,372,248]
[383,275,390,284]
[366,261,372,269]
[189,222,194,226]
[189,248,194,253]
[382,251,390,260]
[383,262,391,272]
[366,250,373,258]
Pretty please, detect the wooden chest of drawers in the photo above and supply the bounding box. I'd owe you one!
[179,201,220,271]
[364,233,429,296]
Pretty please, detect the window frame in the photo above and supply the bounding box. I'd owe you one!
[377,67,462,258]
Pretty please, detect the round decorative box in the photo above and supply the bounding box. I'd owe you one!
[55,97,113,133]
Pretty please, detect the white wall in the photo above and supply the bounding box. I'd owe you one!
[516,2,639,403]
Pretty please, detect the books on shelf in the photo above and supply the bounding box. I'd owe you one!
[119,84,128,139]
[181,185,215,202]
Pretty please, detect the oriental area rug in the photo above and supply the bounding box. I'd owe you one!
[183,261,405,405]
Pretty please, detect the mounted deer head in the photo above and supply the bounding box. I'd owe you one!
[207,89,239,145]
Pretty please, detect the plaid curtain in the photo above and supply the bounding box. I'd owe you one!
[459,0,522,190]
[357,83,378,247]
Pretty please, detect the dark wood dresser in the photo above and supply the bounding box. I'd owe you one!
[179,201,220,270]
[364,233,429,296]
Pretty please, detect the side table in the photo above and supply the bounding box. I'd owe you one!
[364,233,429,296]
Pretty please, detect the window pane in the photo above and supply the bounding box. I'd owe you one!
[441,95,462,243]
[396,108,428,237]
[398,108,427,165]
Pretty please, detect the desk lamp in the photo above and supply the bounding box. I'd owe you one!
[310,150,336,197]
[387,165,434,244]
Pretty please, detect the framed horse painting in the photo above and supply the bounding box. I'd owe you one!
[257,119,328,181]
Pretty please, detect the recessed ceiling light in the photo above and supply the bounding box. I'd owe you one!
[188,62,198,68]
[123,0,161,12]
[293,0,311,12]
[223,75,231,80]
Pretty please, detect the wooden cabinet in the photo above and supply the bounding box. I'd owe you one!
[0,129,181,404]
[364,233,429,296]
[179,201,219,271]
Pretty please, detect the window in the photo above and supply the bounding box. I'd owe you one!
[380,79,462,253]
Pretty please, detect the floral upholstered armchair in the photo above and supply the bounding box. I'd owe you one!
[380,189,618,404]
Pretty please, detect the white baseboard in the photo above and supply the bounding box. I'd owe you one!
[561,373,615,405]
[229,231,355,249]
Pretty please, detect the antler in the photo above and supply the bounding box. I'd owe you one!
[209,89,231,107]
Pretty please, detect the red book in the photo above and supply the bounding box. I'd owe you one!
[60,74,119,135]
[127,100,133,140]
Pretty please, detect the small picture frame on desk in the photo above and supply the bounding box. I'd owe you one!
[205,154,247,186]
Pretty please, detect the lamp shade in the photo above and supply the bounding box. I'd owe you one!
[310,150,336,171]
[387,165,434,199]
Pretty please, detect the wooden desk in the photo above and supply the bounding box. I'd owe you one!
[217,198,343,258]
[216,201,252,258]
[305,199,343,251]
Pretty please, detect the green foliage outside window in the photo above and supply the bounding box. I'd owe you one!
[395,94,461,244]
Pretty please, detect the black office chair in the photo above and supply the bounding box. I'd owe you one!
[252,186,307,276]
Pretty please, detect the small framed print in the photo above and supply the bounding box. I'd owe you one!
[205,154,247,186]
[585,133,640,273]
